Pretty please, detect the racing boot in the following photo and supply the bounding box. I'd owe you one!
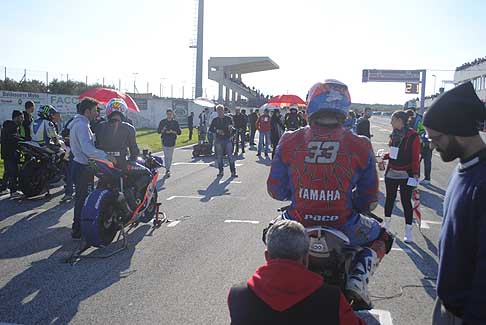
[345,247,379,310]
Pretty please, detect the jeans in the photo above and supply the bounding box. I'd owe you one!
[234,129,246,153]
[421,145,432,180]
[162,145,175,172]
[207,131,214,147]
[73,161,94,232]
[258,131,270,155]
[189,126,193,140]
[214,139,236,173]
[250,127,256,145]
[64,153,74,196]
[4,156,19,193]
[384,177,414,225]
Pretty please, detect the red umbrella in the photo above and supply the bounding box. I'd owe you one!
[79,88,140,112]
[268,94,306,107]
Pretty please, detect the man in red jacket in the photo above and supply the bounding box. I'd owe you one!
[256,108,272,158]
[228,220,365,325]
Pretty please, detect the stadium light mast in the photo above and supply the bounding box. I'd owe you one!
[195,0,204,98]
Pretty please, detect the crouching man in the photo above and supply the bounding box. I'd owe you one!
[228,220,364,325]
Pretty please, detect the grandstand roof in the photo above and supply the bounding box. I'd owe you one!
[208,57,279,74]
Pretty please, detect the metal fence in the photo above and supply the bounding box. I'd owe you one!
[1,65,217,100]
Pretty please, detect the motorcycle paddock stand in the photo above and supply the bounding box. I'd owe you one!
[65,226,129,266]
[153,203,169,228]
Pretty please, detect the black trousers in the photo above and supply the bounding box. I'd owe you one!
[188,126,193,140]
[73,161,94,232]
[384,177,414,225]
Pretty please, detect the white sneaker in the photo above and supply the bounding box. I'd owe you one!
[384,217,392,230]
[404,224,413,243]
[420,179,430,185]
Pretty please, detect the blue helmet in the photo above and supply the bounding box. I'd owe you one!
[306,79,351,118]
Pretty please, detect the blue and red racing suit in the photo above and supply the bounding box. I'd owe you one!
[267,124,388,258]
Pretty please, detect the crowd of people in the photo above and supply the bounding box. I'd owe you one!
[455,56,486,71]
[195,104,311,175]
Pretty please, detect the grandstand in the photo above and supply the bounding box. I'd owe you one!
[208,57,279,107]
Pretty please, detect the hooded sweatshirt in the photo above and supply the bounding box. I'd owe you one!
[69,114,107,165]
[228,258,364,325]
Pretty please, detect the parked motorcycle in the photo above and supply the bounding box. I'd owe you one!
[80,150,164,248]
[17,141,67,197]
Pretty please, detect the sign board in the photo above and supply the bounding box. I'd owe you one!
[405,83,419,94]
[0,91,78,127]
[172,100,189,127]
[362,69,421,83]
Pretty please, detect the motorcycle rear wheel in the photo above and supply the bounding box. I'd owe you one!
[19,160,48,197]
[81,190,120,247]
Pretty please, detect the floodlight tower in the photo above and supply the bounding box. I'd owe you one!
[195,0,204,98]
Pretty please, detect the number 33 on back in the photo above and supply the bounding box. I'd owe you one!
[305,141,340,164]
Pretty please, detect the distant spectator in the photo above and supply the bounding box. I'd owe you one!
[284,106,305,131]
[232,108,247,154]
[158,109,181,178]
[249,109,259,147]
[270,110,285,159]
[188,112,194,140]
[20,100,34,141]
[356,107,372,139]
[256,108,271,158]
[1,110,24,198]
[209,104,237,177]
[344,111,357,133]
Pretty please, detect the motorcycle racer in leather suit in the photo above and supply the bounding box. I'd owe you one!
[267,80,393,308]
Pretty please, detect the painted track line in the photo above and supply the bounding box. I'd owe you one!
[167,220,181,227]
[224,220,260,224]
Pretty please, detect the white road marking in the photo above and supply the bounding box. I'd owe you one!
[172,162,244,167]
[356,309,393,325]
[391,247,413,253]
[419,220,442,229]
[167,220,181,227]
[224,220,260,224]
[219,180,242,184]
[173,162,210,165]
[166,195,208,201]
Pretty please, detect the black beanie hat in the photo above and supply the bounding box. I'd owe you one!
[423,81,486,136]
[12,110,22,119]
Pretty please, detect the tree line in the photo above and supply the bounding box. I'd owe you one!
[0,78,115,95]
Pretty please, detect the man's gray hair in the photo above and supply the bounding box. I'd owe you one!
[266,220,309,261]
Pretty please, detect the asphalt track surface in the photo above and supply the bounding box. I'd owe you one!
[0,116,458,324]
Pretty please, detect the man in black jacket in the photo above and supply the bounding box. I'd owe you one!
[356,107,372,139]
[210,105,237,177]
[20,100,34,141]
[1,110,24,198]
[248,109,259,147]
[232,108,247,154]
[228,220,364,325]
[158,109,181,177]
[188,112,194,140]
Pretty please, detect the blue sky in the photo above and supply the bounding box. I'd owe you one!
[1,0,486,104]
